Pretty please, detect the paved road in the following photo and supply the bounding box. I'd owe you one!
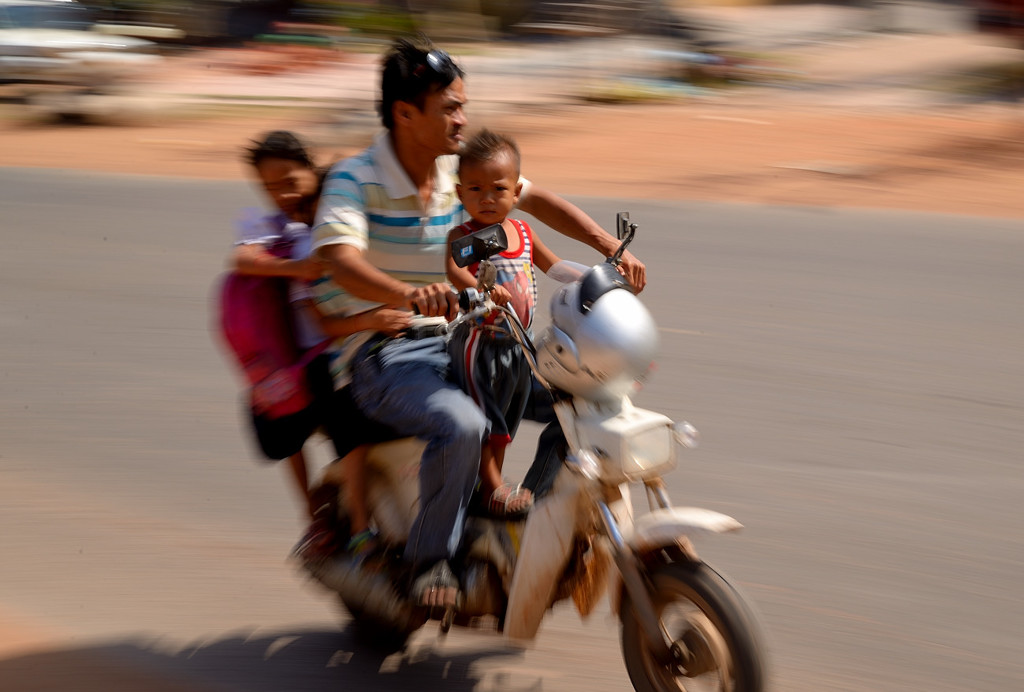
[1,169,1022,690]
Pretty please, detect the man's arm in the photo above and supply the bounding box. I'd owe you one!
[313,160,458,318]
[517,185,647,292]
[319,243,457,319]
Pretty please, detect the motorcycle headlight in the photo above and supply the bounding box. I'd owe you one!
[620,423,675,480]
[575,405,678,483]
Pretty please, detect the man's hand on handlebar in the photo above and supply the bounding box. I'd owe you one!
[617,250,646,293]
[407,283,459,320]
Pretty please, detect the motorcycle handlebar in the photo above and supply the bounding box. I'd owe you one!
[448,288,552,391]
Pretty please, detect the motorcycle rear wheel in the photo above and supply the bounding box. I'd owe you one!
[339,597,424,652]
[620,558,767,692]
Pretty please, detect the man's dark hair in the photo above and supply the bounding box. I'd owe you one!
[459,129,521,177]
[244,130,316,169]
[379,36,464,130]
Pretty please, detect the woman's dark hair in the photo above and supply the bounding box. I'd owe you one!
[245,130,329,224]
[244,130,316,169]
[378,36,464,130]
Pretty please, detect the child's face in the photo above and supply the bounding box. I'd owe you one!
[255,156,319,219]
[457,153,522,226]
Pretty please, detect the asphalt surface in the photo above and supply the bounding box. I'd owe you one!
[1,168,1022,690]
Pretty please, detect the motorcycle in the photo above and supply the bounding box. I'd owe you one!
[296,212,768,691]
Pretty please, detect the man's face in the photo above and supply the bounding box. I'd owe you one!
[255,157,319,218]
[405,77,467,156]
[457,153,522,226]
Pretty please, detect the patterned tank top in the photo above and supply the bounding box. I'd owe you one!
[456,218,538,330]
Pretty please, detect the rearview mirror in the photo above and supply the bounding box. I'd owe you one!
[607,212,636,267]
[450,223,508,268]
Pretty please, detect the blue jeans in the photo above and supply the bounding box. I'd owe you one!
[351,335,485,570]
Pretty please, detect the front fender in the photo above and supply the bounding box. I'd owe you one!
[609,507,742,617]
[627,507,742,552]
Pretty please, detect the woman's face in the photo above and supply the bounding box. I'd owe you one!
[255,156,319,219]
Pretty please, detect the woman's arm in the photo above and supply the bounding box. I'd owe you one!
[232,243,322,281]
[312,303,412,339]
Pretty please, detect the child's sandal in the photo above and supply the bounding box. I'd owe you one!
[292,517,335,560]
[345,528,378,556]
[487,483,533,519]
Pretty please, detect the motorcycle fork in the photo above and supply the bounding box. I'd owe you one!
[597,500,673,665]
[644,477,673,511]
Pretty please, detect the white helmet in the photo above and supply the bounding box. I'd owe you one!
[536,263,658,402]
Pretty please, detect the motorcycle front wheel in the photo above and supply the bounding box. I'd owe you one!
[620,558,767,692]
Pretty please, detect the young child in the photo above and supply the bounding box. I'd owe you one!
[232,131,332,526]
[446,129,561,518]
[232,130,405,557]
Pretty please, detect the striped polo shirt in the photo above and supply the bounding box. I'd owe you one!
[310,132,468,384]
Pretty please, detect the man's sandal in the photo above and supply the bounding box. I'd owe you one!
[410,560,462,610]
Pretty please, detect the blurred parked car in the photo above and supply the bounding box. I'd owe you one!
[0,0,160,87]
[81,0,295,44]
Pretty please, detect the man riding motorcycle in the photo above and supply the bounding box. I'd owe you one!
[309,36,646,609]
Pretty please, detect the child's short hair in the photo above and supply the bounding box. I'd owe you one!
[459,129,521,177]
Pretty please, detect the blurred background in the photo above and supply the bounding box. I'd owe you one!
[1,0,1023,123]
[2,2,1024,692]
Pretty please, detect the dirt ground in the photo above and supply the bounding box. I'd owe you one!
[2,98,1023,219]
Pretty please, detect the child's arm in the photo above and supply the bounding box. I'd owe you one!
[232,243,322,281]
[445,228,479,291]
[447,229,515,305]
[531,229,562,275]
